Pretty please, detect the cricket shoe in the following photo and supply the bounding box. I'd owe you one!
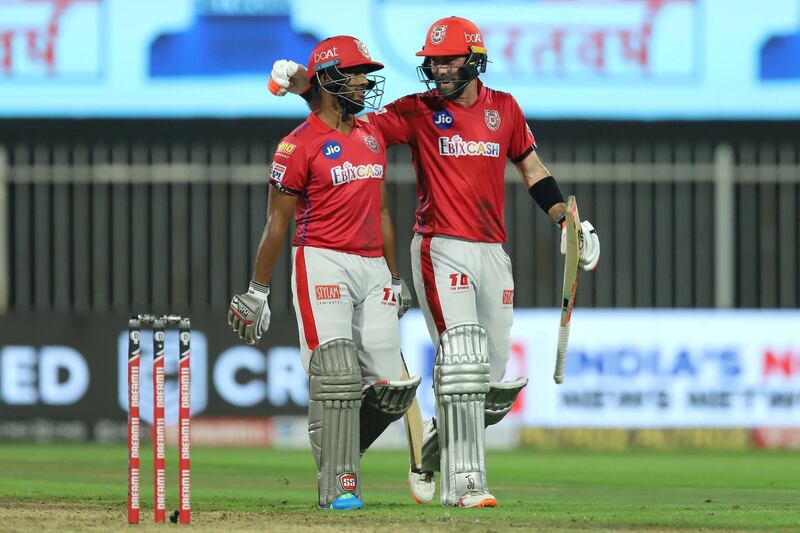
[327,493,364,510]
[408,468,435,504]
[455,491,497,508]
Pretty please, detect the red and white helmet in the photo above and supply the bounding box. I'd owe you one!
[307,35,386,113]
[415,17,488,96]
[307,35,384,81]
[416,16,487,58]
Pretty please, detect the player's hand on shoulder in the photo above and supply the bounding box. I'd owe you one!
[560,219,600,271]
[227,281,272,345]
[268,60,310,96]
[392,276,412,318]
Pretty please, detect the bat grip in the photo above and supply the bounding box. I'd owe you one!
[553,323,570,384]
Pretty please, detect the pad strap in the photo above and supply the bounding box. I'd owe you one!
[359,376,421,454]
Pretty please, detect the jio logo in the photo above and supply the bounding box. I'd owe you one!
[322,140,342,159]
[432,110,454,130]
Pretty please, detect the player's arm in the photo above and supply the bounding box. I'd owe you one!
[516,150,600,271]
[380,181,411,317]
[252,186,298,284]
[380,181,400,278]
[227,184,297,345]
[515,150,565,224]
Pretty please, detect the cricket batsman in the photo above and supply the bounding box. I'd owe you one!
[227,35,419,511]
[269,16,601,508]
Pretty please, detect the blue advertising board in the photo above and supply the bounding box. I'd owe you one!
[0,0,799,118]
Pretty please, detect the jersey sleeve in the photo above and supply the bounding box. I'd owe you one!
[367,95,417,147]
[269,138,308,195]
[507,96,537,164]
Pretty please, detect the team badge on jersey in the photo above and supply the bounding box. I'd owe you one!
[484,109,501,131]
[430,25,447,45]
[362,134,379,153]
[432,109,454,130]
[322,140,342,160]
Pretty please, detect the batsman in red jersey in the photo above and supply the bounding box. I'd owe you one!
[270,17,601,509]
[228,36,419,511]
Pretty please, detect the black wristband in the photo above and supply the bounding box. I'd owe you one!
[528,176,565,215]
[270,181,301,196]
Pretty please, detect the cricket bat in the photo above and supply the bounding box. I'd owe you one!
[400,353,424,470]
[554,195,581,384]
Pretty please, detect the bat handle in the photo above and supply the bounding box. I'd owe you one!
[553,322,570,384]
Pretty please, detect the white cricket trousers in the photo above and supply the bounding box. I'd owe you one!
[410,234,514,381]
[291,246,404,383]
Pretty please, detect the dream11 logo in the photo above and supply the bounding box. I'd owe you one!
[117,330,208,425]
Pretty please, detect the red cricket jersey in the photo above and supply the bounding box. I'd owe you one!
[268,112,387,257]
[369,80,536,242]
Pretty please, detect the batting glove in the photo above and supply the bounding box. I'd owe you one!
[392,276,412,318]
[267,60,311,96]
[228,281,271,345]
[561,219,600,271]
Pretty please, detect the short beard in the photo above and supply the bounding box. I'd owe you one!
[336,95,365,121]
[436,79,468,100]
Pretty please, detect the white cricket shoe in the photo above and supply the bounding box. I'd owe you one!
[456,491,497,508]
[408,468,435,504]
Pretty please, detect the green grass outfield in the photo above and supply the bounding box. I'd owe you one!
[0,444,797,532]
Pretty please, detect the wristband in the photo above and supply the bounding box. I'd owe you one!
[528,176,565,215]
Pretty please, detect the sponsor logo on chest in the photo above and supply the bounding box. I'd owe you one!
[322,140,343,159]
[438,135,500,158]
[331,161,384,185]
[432,109,454,130]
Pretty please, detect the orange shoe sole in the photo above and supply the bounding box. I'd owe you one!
[473,497,497,508]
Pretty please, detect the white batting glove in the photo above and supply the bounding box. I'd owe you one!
[561,220,600,271]
[227,281,271,345]
[392,276,412,318]
[267,59,310,96]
